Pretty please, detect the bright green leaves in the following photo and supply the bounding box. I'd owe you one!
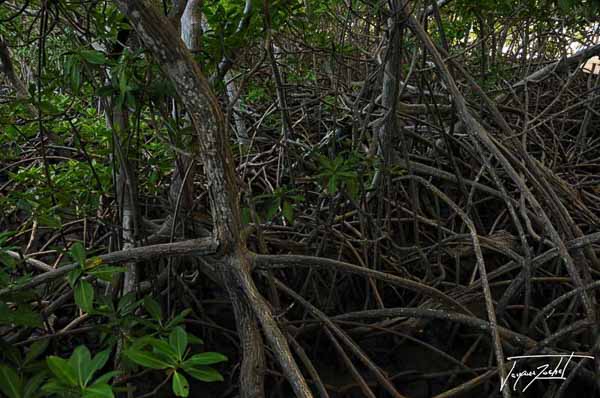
[47,356,78,386]
[43,346,117,398]
[124,343,172,370]
[69,242,86,267]
[182,365,225,382]
[143,296,163,322]
[183,352,228,367]
[74,280,95,313]
[169,327,188,361]
[172,372,190,397]
[79,50,108,65]
[68,243,95,314]
[124,327,227,397]
[67,242,123,314]
[0,364,23,398]
[0,363,48,398]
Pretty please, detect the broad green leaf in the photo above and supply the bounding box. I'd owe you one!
[24,339,49,364]
[0,230,15,246]
[71,65,82,93]
[69,242,86,266]
[0,364,22,398]
[23,370,47,398]
[42,379,75,395]
[124,347,171,369]
[165,309,191,328]
[328,175,337,193]
[184,352,228,367]
[0,340,22,365]
[47,356,77,386]
[282,200,294,223]
[172,371,189,397]
[0,303,43,327]
[147,338,178,364]
[117,292,138,315]
[143,296,162,321]
[131,336,177,364]
[68,345,92,387]
[88,349,111,383]
[169,327,188,360]
[80,50,107,65]
[187,333,204,345]
[87,266,125,282]
[67,268,83,288]
[82,382,114,398]
[183,365,224,382]
[91,370,121,386]
[0,252,16,268]
[74,280,94,313]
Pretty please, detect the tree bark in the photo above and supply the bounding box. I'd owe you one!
[112,2,312,397]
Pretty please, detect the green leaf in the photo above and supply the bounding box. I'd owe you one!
[82,382,114,398]
[74,280,95,313]
[47,356,77,386]
[132,337,178,364]
[184,352,228,366]
[0,230,15,246]
[91,370,121,386]
[80,50,107,65]
[172,371,189,397]
[328,175,337,193]
[69,242,86,266]
[0,303,43,327]
[87,266,126,282]
[0,340,22,365]
[23,370,47,398]
[186,333,204,345]
[71,65,82,93]
[0,364,23,398]
[88,349,111,382]
[67,268,84,288]
[117,292,139,315]
[183,365,224,382]
[42,379,74,395]
[165,309,191,329]
[68,345,92,387]
[0,252,17,268]
[152,340,179,363]
[143,296,162,321]
[124,347,171,370]
[169,327,188,360]
[282,200,294,224]
[24,339,49,364]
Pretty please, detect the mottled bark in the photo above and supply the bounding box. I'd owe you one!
[112,1,311,396]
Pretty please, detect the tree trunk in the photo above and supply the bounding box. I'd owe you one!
[112,1,312,397]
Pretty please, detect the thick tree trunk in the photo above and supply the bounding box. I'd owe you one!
[112,1,311,397]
